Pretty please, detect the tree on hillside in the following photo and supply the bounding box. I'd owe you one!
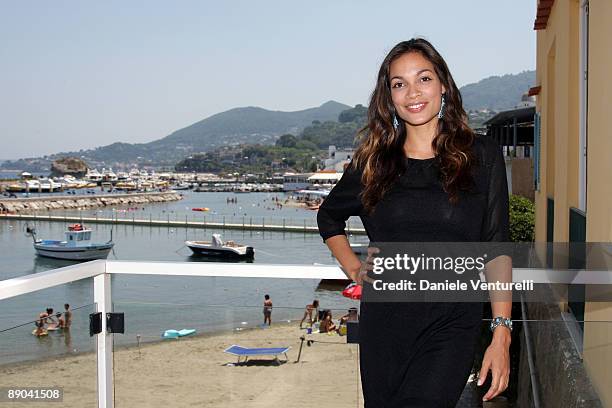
[338,104,368,123]
[276,134,297,148]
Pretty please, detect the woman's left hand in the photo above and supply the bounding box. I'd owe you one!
[478,328,511,402]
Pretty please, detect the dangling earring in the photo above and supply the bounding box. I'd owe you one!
[437,93,446,119]
[393,114,400,130]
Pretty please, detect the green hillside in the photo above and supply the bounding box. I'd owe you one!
[461,70,536,110]
[2,70,535,173]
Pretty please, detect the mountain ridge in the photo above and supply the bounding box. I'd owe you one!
[2,70,535,171]
[461,70,535,110]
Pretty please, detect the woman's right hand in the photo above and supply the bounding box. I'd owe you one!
[345,246,379,285]
[323,235,379,285]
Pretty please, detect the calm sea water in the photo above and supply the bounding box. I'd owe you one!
[0,191,366,365]
[0,170,47,179]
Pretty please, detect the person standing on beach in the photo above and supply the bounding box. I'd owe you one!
[263,294,273,326]
[299,299,319,329]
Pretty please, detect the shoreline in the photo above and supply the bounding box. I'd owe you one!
[0,320,300,370]
[0,320,363,407]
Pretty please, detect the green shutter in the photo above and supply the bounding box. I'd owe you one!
[534,112,541,191]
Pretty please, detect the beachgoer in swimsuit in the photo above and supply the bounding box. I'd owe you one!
[263,294,273,326]
[299,300,319,329]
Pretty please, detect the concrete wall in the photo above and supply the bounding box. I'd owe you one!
[517,286,603,408]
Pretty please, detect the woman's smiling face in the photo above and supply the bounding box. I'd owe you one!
[389,52,446,127]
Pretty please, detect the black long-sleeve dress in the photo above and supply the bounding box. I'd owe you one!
[317,136,509,408]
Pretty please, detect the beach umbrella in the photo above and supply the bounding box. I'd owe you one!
[342,283,362,300]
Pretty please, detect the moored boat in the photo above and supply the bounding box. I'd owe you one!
[172,183,191,190]
[320,242,369,284]
[27,224,114,261]
[186,233,254,259]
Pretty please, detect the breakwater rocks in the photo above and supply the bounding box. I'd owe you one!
[0,192,182,213]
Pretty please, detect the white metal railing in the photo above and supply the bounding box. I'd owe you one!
[0,262,608,407]
[0,260,347,408]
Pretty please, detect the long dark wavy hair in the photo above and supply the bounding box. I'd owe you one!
[352,38,476,213]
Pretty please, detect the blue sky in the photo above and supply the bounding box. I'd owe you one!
[0,1,536,159]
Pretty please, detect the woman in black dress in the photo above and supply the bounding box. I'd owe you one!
[317,39,512,407]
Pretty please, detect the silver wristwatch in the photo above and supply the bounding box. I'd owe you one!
[490,316,513,332]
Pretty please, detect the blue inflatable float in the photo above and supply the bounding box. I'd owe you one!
[162,329,196,339]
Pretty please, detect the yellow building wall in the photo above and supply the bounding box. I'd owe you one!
[535,1,612,405]
[585,0,612,239]
[583,1,612,406]
[534,0,580,244]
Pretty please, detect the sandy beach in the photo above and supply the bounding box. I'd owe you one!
[0,322,363,407]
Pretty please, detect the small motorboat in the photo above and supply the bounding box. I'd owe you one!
[191,207,210,212]
[186,233,254,259]
[320,242,370,285]
[27,224,114,261]
[172,183,191,191]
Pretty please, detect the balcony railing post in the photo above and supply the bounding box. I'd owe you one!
[94,273,114,408]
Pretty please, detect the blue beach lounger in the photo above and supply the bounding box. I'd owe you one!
[224,345,290,365]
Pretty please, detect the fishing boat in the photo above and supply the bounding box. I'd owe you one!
[186,233,254,259]
[27,224,114,261]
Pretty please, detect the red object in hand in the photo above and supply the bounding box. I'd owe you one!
[342,283,362,300]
